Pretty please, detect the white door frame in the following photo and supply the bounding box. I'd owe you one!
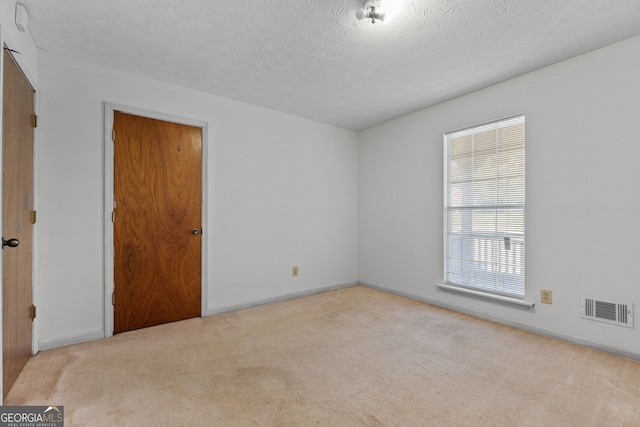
[103,103,209,337]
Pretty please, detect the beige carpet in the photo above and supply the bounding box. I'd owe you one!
[5,286,640,426]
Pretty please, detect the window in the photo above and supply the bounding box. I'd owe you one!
[444,115,525,298]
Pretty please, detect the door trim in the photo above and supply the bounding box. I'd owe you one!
[103,103,208,338]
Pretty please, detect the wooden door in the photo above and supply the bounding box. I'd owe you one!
[2,49,35,399]
[113,111,202,333]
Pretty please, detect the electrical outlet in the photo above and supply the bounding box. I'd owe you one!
[292,266,298,276]
[541,290,552,304]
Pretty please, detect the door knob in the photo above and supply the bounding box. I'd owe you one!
[2,238,19,249]
[192,229,200,235]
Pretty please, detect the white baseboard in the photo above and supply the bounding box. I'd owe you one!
[359,281,640,362]
[36,282,358,351]
[207,281,358,316]
[38,329,106,352]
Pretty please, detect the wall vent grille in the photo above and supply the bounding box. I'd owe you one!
[581,296,633,328]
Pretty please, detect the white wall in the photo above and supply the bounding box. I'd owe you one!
[359,36,640,357]
[36,50,358,349]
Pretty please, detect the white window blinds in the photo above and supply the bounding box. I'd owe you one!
[445,115,525,298]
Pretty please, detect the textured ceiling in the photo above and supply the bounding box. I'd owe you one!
[17,0,640,130]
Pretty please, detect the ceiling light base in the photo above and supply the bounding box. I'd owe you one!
[363,0,381,10]
[15,3,28,32]
[356,0,386,24]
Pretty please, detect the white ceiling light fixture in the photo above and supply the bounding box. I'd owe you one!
[356,0,386,24]
[15,3,28,32]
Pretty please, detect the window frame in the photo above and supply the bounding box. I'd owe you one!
[443,114,526,300]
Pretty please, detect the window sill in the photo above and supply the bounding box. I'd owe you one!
[436,283,534,308]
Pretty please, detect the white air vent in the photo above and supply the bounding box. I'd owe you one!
[581,296,633,328]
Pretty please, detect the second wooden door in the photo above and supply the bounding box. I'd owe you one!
[113,111,202,334]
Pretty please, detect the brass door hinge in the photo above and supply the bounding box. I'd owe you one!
[31,114,38,128]
[112,293,115,306]
[112,129,115,142]
[112,211,115,223]
[30,304,36,321]
[31,210,37,224]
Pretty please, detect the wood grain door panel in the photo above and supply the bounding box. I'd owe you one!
[113,112,201,333]
[2,49,35,399]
